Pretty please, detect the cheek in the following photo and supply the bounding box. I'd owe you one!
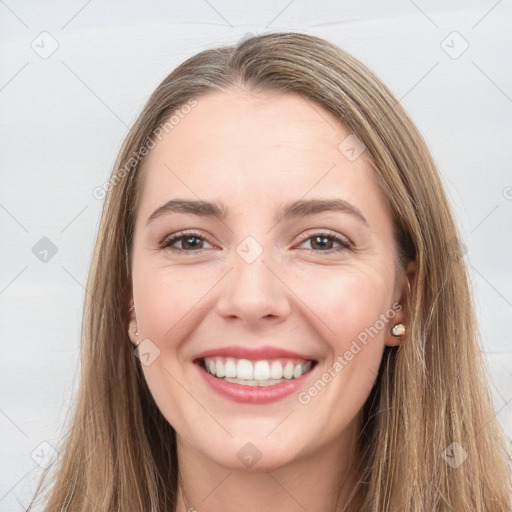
[132,264,213,345]
[292,263,392,345]
[291,266,391,411]
[132,266,212,431]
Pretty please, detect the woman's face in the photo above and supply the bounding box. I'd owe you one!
[129,89,412,470]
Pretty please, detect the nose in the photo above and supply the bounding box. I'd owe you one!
[215,256,291,327]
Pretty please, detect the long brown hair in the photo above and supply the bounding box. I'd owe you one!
[28,32,511,511]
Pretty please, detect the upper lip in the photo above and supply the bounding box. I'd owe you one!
[193,345,317,362]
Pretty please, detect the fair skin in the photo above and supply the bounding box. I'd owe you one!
[128,88,416,512]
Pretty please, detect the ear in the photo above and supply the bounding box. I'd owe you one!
[127,294,138,344]
[385,259,417,347]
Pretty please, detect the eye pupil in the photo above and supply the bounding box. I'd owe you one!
[311,235,333,250]
[183,236,202,249]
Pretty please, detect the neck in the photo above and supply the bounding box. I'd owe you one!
[174,417,361,512]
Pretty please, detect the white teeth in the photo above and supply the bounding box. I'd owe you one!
[202,356,314,383]
[224,358,237,378]
[236,359,253,380]
[253,361,270,380]
[270,360,283,379]
[216,359,225,378]
[283,361,294,379]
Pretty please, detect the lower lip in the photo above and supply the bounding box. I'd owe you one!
[195,362,316,404]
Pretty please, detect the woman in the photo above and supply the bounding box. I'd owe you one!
[29,32,511,511]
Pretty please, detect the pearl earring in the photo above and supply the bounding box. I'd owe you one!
[132,328,141,348]
[391,324,406,337]
[130,305,140,345]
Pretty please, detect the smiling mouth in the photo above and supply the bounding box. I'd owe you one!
[195,356,318,387]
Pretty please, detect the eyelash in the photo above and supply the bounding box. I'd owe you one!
[159,230,351,254]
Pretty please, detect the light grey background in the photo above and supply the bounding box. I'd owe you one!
[1,1,511,509]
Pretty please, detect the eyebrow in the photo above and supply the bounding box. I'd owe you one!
[146,197,368,227]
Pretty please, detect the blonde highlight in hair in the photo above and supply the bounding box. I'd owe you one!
[29,32,511,511]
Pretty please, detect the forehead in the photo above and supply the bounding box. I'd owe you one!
[137,89,391,228]
[145,89,347,169]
